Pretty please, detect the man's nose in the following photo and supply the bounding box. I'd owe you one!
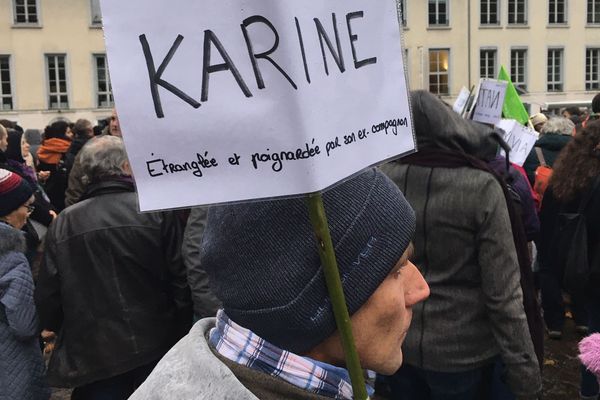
[405,262,430,306]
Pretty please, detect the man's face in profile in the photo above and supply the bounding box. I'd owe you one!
[110,110,122,137]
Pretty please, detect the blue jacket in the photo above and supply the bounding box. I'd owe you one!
[0,223,49,400]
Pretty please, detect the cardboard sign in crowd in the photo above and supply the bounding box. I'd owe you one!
[453,78,537,167]
[100,0,415,211]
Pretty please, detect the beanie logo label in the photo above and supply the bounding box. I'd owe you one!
[351,236,377,268]
[310,236,378,323]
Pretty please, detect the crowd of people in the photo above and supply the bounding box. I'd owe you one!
[0,91,599,400]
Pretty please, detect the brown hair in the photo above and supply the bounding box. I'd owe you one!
[550,121,600,202]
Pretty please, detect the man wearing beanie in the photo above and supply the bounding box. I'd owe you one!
[130,168,430,400]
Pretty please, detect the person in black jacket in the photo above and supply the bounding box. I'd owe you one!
[62,118,94,173]
[539,121,600,400]
[34,135,192,400]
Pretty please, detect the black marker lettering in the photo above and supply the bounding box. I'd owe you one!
[146,159,165,177]
[314,13,345,75]
[201,30,253,102]
[295,17,311,84]
[346,12,378,69]
[241,16,297,90]
[139,34,201,119]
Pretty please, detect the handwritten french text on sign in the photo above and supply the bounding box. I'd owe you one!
[472,79,507,125]
[100,0,414,211]
[496,119,539,167]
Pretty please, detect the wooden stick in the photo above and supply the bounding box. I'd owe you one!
[306,192,369,400]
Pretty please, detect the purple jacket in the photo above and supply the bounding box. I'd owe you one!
[489,156,540,242]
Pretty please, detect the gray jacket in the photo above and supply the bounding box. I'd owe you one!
[64,152,85,207]
[130,318,259,400]
[0,223,49,400]
[380,90,541,397]
[131,318,345,400]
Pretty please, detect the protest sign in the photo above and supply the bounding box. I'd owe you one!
[472,79,507,125]
[496,119,539,166]
[100,0,415,211]
[453,87,471,115]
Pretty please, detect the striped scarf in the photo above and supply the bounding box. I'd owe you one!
[209,309,373,399]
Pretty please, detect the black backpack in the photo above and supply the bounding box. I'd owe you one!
[559,176,600,293]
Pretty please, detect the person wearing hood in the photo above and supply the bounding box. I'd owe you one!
[522,117,574,186]
[381,90,541,400]
[0,168,50,400]
[37,120,71,210]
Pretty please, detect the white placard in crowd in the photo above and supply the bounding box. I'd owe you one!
[496,119,539,167]
[100,0,415,211]
[453,87,470,115]
[472,79,508,125]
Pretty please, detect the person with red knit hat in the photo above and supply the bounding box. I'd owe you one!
[0,168,50,400]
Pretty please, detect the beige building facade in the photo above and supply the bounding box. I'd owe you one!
[402,0,600,113]
[1,0,600,129]
[0,0,110,129]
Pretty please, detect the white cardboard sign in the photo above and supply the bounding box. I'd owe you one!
[100,0,415,211]
[472,79,507,125]
[496,119,539,167]
[453,87,470,115]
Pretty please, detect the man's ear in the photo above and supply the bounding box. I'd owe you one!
[122,161,133,176]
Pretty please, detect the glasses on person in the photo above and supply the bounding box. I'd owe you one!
[25,204,35,215]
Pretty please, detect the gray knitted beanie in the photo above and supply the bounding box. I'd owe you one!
[201,168,415,354]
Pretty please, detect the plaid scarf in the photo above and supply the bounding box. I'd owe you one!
[209,310,373,399]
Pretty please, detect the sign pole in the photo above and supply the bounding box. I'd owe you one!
[306,192,369,400]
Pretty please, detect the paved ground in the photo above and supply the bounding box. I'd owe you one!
[542,317,584,400]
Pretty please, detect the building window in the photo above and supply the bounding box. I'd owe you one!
[547,49,563,92]
[13,0,38,24]
[508,0,527,24]
[399,0,407,26]
[429,49,449,95]
[90,0,102,26]
[549,0,567,24]
[586,48,600,90]
[480,49,497,79]
[481,0,499,25]
[588,0,600,24]
[429,0,448,26]
[510,49,527,90]
[94,55,113,108]
[0,57,13,111]
[46,55,69,109]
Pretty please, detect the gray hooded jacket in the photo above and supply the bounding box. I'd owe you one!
[130,318,258,400]
[130,319,344,399]
[381,91,541,397]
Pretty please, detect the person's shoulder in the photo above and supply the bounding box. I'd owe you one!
[0,224,26,257]
[130,318,259,400]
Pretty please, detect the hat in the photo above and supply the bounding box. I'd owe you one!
[530,113,548,126]
[0,169,34,217]
[201,168,415,353]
